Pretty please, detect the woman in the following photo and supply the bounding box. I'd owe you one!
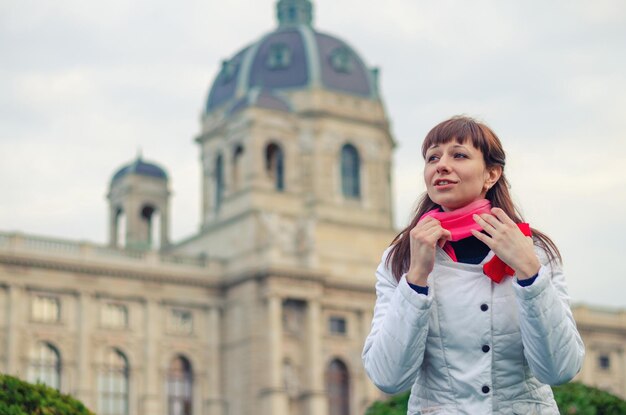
[362,116,584,414]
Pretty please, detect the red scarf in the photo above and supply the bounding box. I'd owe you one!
[420,199,532,283]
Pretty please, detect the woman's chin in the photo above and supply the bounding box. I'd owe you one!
[438,200,471,212]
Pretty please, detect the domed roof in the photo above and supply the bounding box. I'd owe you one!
[227,87,292,115]
[205,0,379,114]
[111,156,168,184]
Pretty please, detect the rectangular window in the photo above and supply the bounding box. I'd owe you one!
[32,295,60,323]
[598,354,611,370]
[329,316,347,335]
[169,309,193,335]
[101,303,128,329]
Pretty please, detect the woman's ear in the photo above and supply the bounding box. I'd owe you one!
[484,166,503,190]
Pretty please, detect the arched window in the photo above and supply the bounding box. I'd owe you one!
[141,205,160,249]
[341,144,360,199]
[98,348,129,415]
[167,355,193,415]
[232,144,244,191]
[267,43,292,70]
[326,359,350,415]
[215,153,224,212]
[27,341,61,390]
[265,143,284,191]
[288,6,296,20]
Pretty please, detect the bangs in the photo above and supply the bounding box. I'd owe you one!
[421,116,490,158]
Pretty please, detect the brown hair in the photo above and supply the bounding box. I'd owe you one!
[386,116,561,281]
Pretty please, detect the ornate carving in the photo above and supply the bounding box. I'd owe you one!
[258,212,297,254]
[295,217,315,257]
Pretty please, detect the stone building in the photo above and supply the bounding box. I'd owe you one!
[1,1,624,415]
[572,306,626,399]
[0,0,395,414]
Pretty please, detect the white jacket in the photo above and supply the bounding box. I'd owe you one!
[362,246,585,415]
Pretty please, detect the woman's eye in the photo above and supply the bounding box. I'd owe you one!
[454,153,468,159]
[427,155,439,162]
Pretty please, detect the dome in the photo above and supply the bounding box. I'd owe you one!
[227,87,292,116]
[111,156,168,184]
[205,0,379,114]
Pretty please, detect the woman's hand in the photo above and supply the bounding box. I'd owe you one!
[406,217,451,286]
[471,208,540,280]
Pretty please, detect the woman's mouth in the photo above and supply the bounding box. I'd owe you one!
[434,179,457,187]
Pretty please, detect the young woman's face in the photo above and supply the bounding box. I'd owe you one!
[424,139,499,211]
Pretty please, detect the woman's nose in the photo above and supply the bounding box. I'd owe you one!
[436,155,451,173]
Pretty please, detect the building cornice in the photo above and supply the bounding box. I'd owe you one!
[298,109,390,132]
[0,250,375,297]
[0,252,218,288]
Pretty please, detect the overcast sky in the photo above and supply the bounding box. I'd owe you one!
[1,0,625,308]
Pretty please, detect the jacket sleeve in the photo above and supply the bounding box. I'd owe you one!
[513,247,585,385]
[362,248,432,394]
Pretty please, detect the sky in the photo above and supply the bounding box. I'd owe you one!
[1,0,625,308]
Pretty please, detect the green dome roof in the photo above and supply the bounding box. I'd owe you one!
[111,156,168,184]
[205,0,379,113]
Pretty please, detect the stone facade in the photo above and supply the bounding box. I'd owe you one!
[0,235,224,414]
[572,305,626,398]
[0,222,391,415]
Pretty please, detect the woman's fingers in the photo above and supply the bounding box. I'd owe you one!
[408,218,450,281]
[473,213,499,235]
[437,229,452,247]
[471,210,541,276]
[409,219,451,249]
[426,226,450,248]
[419,216,443,231]
[491,207,517,226]
[473,209,517,236]
[412,218,441,237]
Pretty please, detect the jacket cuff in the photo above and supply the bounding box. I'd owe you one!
[398,275,432,310]
[517,273,538,287]
[407,281,429,295]
[512,265,550,301]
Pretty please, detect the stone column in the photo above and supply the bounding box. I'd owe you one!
[260,296,288,415]
[360,309,380,404]
[160,203,169,248]
[201,153,212,226]
[109,206,118,247]
[6,285,21,375]
[222,146,232,199]
[305,300,327,415]
[75,291,94,407]
[141,299,160,413]
[125,196,148,250]
[204,307,224,415]
[124,199,136,248]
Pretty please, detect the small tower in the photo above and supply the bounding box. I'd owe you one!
[276,0,313,26]
[107,155,170,250]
